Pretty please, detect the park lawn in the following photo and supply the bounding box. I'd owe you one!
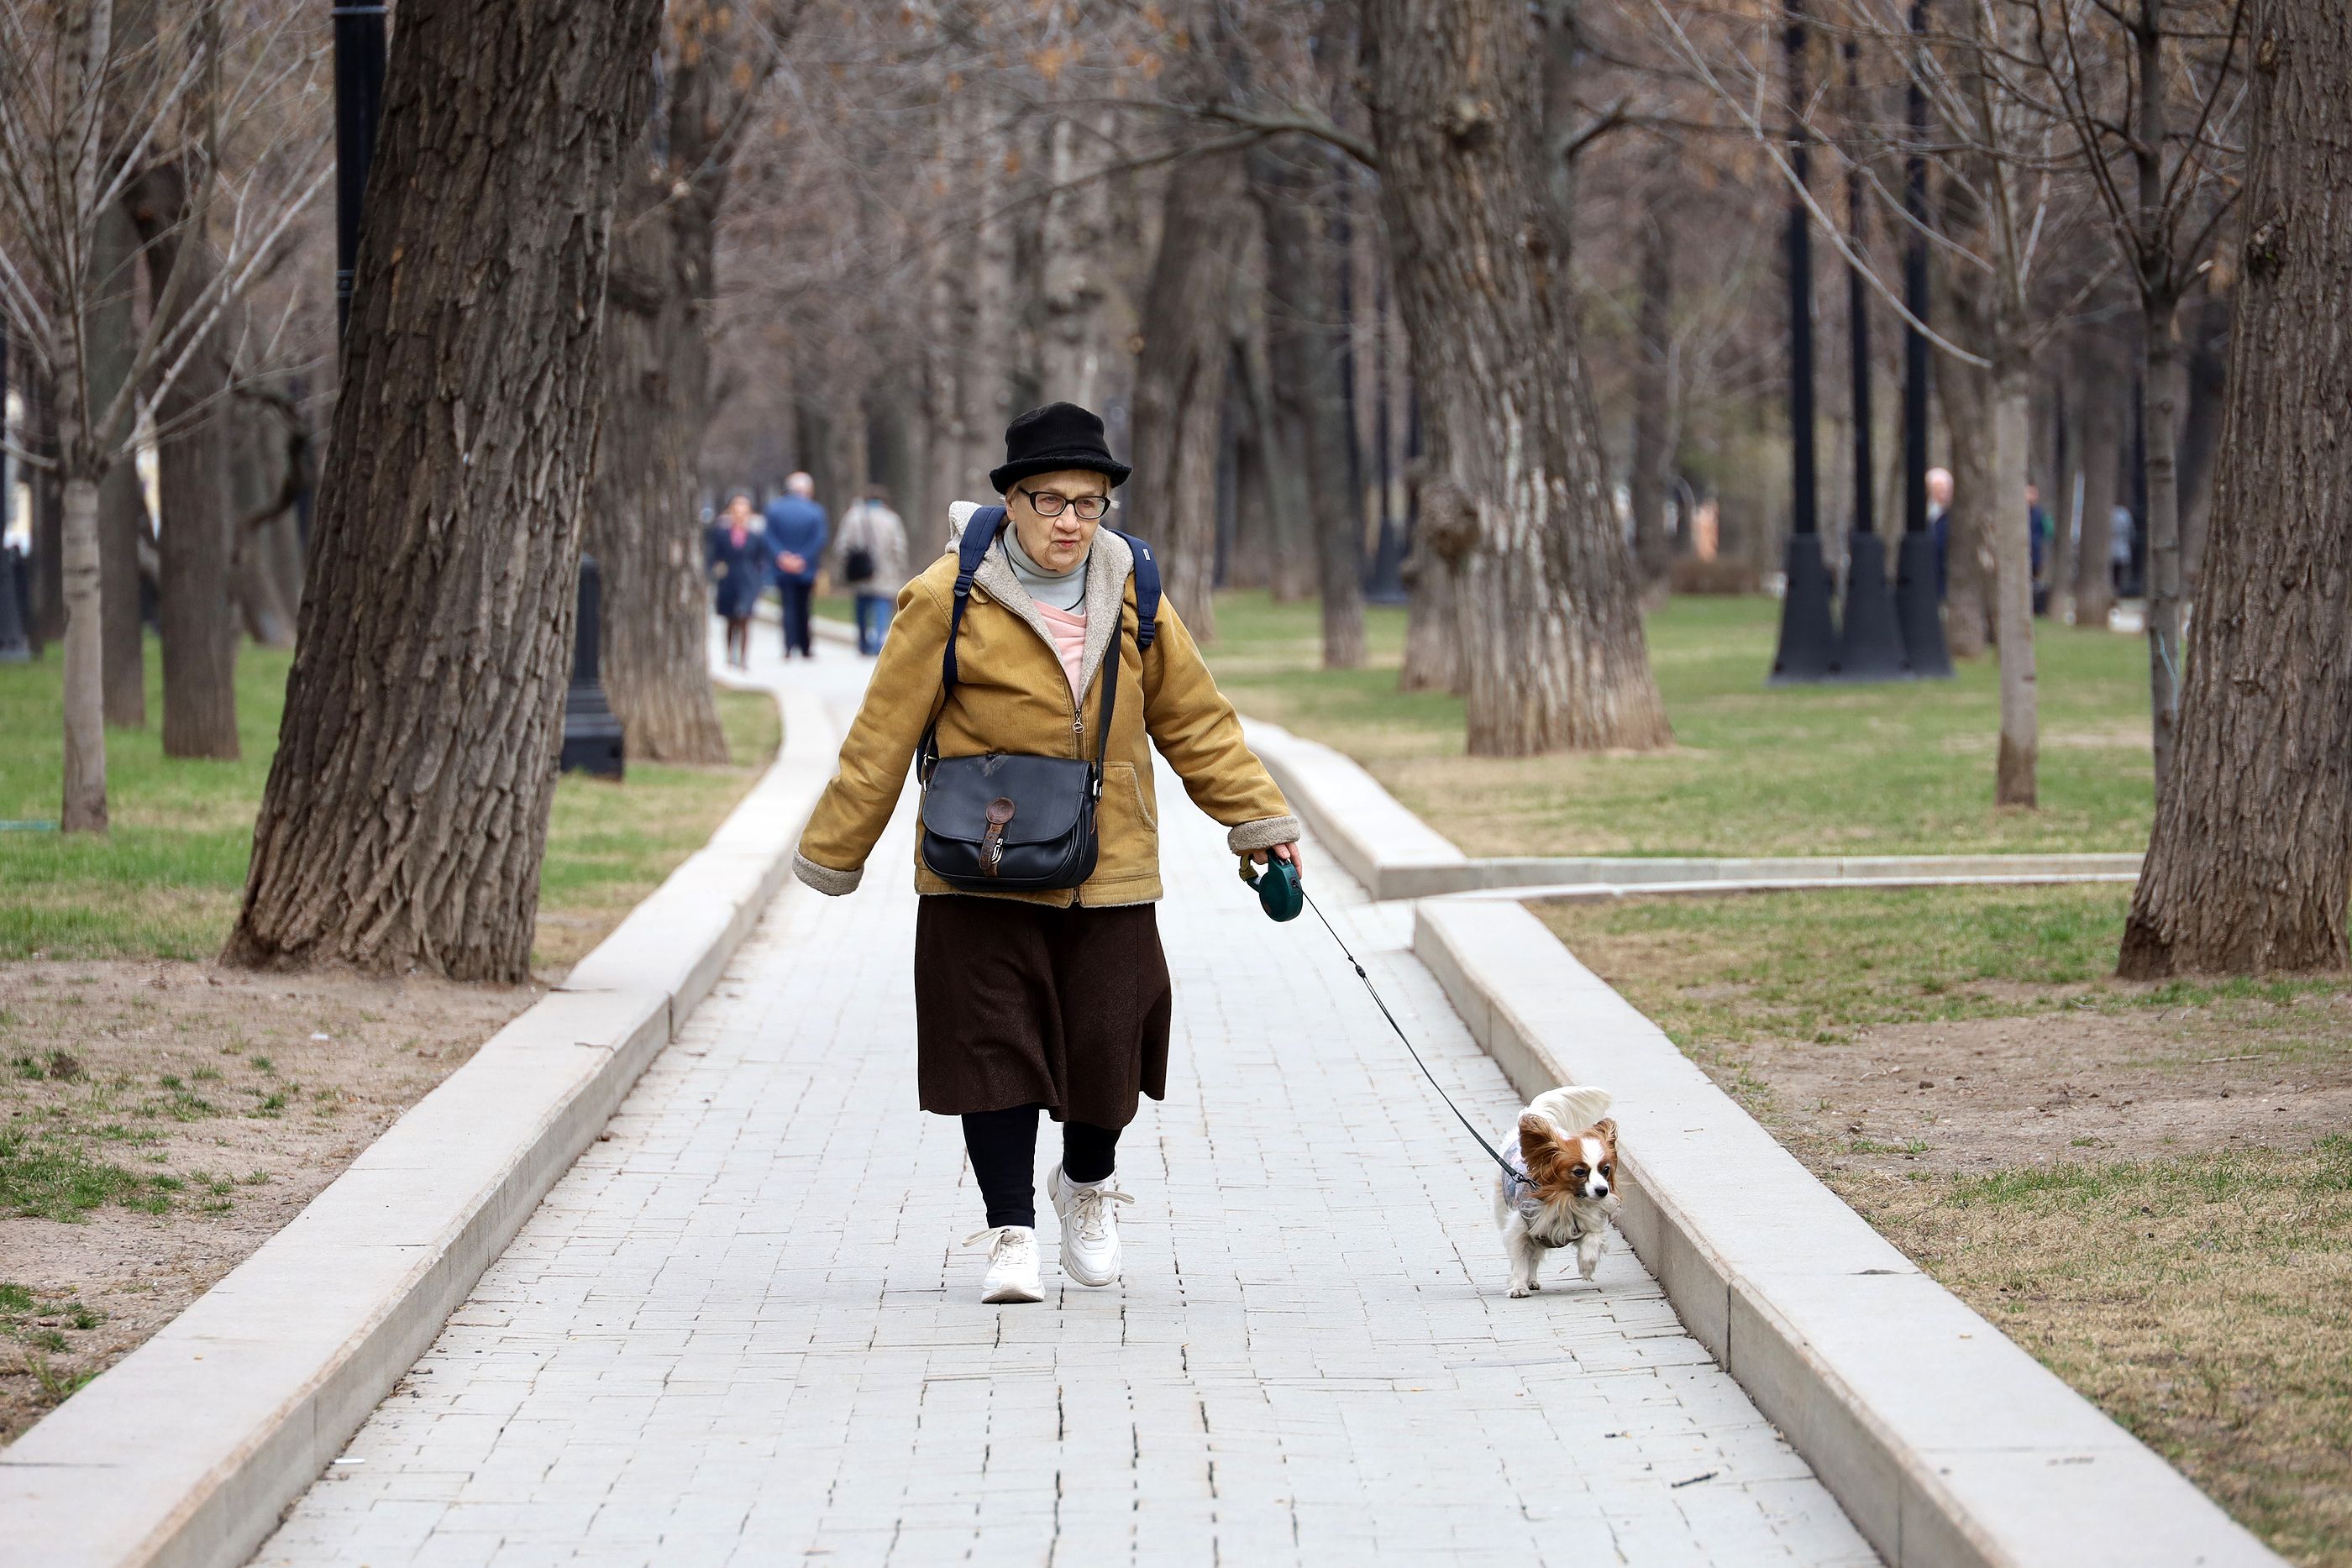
[0,642,780,969]
[1542,888,2352,1565]
[1203,590,2155,857]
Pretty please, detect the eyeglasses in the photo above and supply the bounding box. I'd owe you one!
[1017,486,1114,522]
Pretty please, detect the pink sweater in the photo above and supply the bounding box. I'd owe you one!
[1037,602,1089,705]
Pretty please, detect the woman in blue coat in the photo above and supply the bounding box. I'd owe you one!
[706,492,774,669]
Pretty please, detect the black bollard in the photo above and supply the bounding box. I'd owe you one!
[559,555,625,779]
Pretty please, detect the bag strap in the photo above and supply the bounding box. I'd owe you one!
[1102,527,1160,649]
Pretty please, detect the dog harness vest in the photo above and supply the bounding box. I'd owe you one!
[1500,1146,1597,1251]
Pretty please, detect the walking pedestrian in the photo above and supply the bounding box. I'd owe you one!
[791,402,1305,1305]
[706,492,772,669]
[765,472,827,658]
[1927,466,1955,602]
[832,486,909,656]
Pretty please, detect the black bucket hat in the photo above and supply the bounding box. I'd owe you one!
[990,402,1133,494]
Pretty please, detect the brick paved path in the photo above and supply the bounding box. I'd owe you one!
[251,642,1873,1567]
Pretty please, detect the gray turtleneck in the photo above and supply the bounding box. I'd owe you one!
[1000,527,1089,612]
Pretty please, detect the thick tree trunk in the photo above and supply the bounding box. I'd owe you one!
[131,162,239,760]
[1252,144,1364,663]
[587,161,727,763]
[2119,0,2352,976]
[2140,315,2185,792]
[1989,363,2038,805]
[966,108,1019,479]
[1039,111,1116,410]
[224,405,297,647]
[1398,524,1461,695]
[1935,270,1996,658]
[92,202,145,730]
[225,0,661,981]
[59,473,108,831]
[1629,172,1675,592]
[1130,134,1247,642]
[2070,335,2123,630]
[2175,294,2229,591]
[1362,0,1669,754]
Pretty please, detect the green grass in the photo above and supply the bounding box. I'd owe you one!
[1203,590,2155,857]
[0,1129,152,1221]
[1851,1140,2352,1565]
[0,640,780,968]
[1536,884,2352,1055]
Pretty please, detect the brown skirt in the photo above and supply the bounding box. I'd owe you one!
[912,894,1173,1128]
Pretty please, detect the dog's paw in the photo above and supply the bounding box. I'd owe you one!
[1507,1282,1534,1299]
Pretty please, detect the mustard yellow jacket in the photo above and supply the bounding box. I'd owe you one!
[791,512,1301,907]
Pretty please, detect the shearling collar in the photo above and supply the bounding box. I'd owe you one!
[948,501,1136,708]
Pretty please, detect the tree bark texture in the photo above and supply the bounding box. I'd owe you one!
[1251,144,1364,664]
[1398,521,1462,695]
[1629,171,1675,591]
[54,0,113,831]
[2140,320,2184,791]
[1039,110,1116,412]
[1130,136,1246,642]
[225,0,662,981]
[225,399,297,647]
[1934,261,1996,659]
[2118,0,2352,977]
[2175,294,2229,592]
[1989,364,2038,806]
[92,201,145,730]
[1362,0,1669,754]
[131,161,239,760]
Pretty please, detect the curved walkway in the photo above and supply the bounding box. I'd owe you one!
[248,644,1873,1567]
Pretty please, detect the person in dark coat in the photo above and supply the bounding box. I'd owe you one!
[706,492,773,669]
[764,472,828,658]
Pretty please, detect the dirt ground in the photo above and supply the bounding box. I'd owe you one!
[1748,999,2352,1177]
[0,959,535,1442]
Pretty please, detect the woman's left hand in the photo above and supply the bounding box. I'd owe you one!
[1250,841,1305,878]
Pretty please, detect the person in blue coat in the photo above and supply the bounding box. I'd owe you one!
[706,492,774,669]
[764,472,829,658]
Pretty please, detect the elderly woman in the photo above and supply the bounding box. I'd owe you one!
[792,402,1303,1303]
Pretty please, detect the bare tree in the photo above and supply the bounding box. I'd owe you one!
[2118,0,2352,976]
[1363,0,1671,754]
[2031,0,2244,794]
[224,0,663,980]
[0,0,326,829]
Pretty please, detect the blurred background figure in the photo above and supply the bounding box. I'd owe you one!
[832,486,908,656]
[765,472,828,659]
[1927,467,1956,602]
[706,492,772,670]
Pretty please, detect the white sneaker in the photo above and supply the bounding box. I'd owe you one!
[1047,1164,1133,1287]
[965,1225,1043,1303]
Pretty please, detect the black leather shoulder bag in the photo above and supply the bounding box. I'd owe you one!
[916,507,1122,893]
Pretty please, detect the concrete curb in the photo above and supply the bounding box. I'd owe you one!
[1244,719,2277,1566]
[0,673,838,1568]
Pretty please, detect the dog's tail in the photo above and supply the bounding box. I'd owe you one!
[1527,1085,1613,1136]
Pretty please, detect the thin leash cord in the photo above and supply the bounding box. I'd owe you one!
[1299,886,1525,1184]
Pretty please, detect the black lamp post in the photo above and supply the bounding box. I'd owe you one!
[1831,39,1908,682]
[560,556,626,779]
[1769,0,1839,684]
[332,3,387,346]
[1892,0,1954,677]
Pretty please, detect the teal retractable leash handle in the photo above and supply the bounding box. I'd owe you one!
[1236,850,1525,1183]
[1237,852,1304,920]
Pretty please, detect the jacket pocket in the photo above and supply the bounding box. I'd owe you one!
[1094,760,1158,882]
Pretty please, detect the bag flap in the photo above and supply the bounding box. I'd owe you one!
[921,753,1090,844]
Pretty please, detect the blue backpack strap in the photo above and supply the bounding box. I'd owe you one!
[1105,528,1161,649]
[942,506,1007,693]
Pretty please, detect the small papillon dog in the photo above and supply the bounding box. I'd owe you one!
[1494,1085,1620,1298]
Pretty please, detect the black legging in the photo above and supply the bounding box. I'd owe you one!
[962,1105,1120,1229]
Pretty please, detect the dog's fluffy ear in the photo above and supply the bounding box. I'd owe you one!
[1593,1117,1618,1147]
[1519,1114,1565,1180]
